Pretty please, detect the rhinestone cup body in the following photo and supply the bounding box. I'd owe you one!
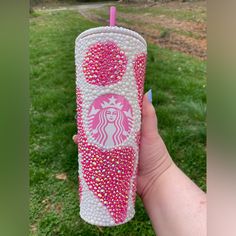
[75,26,147,226]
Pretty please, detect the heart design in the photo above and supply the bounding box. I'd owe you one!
[80,144,135,224]
[133,53,147,108]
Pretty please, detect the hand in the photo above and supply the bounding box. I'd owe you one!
[137,93,172,199]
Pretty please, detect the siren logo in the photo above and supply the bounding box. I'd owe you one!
[88,94,133,148]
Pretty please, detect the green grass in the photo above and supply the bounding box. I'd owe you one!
[116,4,206,23]
[91,7,204,40]
[30,10,206,235]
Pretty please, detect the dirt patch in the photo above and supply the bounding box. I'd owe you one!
[127,1,206,14]
[119,22,206,59]
[158,33,207,59]
[116,13,207,59]
[30,224,37,233]
[119,12,206,39]
[42,198,63,214]
[158,1,206,11]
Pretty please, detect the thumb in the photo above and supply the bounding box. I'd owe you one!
[141,91,158,138]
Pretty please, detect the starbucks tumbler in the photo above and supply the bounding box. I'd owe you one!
[75,7,147,226]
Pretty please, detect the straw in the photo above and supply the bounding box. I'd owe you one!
[109,6,116,26]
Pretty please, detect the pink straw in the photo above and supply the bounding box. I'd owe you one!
[109,6,116,26]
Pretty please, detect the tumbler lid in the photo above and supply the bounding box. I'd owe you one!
[76,26,147,48]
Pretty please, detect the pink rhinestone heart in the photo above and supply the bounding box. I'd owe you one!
[81,144,135,224]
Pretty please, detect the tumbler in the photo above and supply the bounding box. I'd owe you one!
[75,8,147,226]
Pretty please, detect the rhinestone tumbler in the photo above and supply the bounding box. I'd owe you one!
[75,25,147,226]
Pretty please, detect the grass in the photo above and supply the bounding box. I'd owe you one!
[116,4,206,23]
[91,6,205,41]
[30,10,206,235]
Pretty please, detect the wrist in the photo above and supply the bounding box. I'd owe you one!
[138,152,173,201]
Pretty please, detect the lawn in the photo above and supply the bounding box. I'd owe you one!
[115,4,206,23]
[30,9,206,236]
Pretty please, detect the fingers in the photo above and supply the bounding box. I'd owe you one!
[72,135,78,144]
[141,93,158,138]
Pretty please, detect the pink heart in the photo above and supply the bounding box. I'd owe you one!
[80,144,135,224]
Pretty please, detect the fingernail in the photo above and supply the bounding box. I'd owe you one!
[147,89,152,103]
